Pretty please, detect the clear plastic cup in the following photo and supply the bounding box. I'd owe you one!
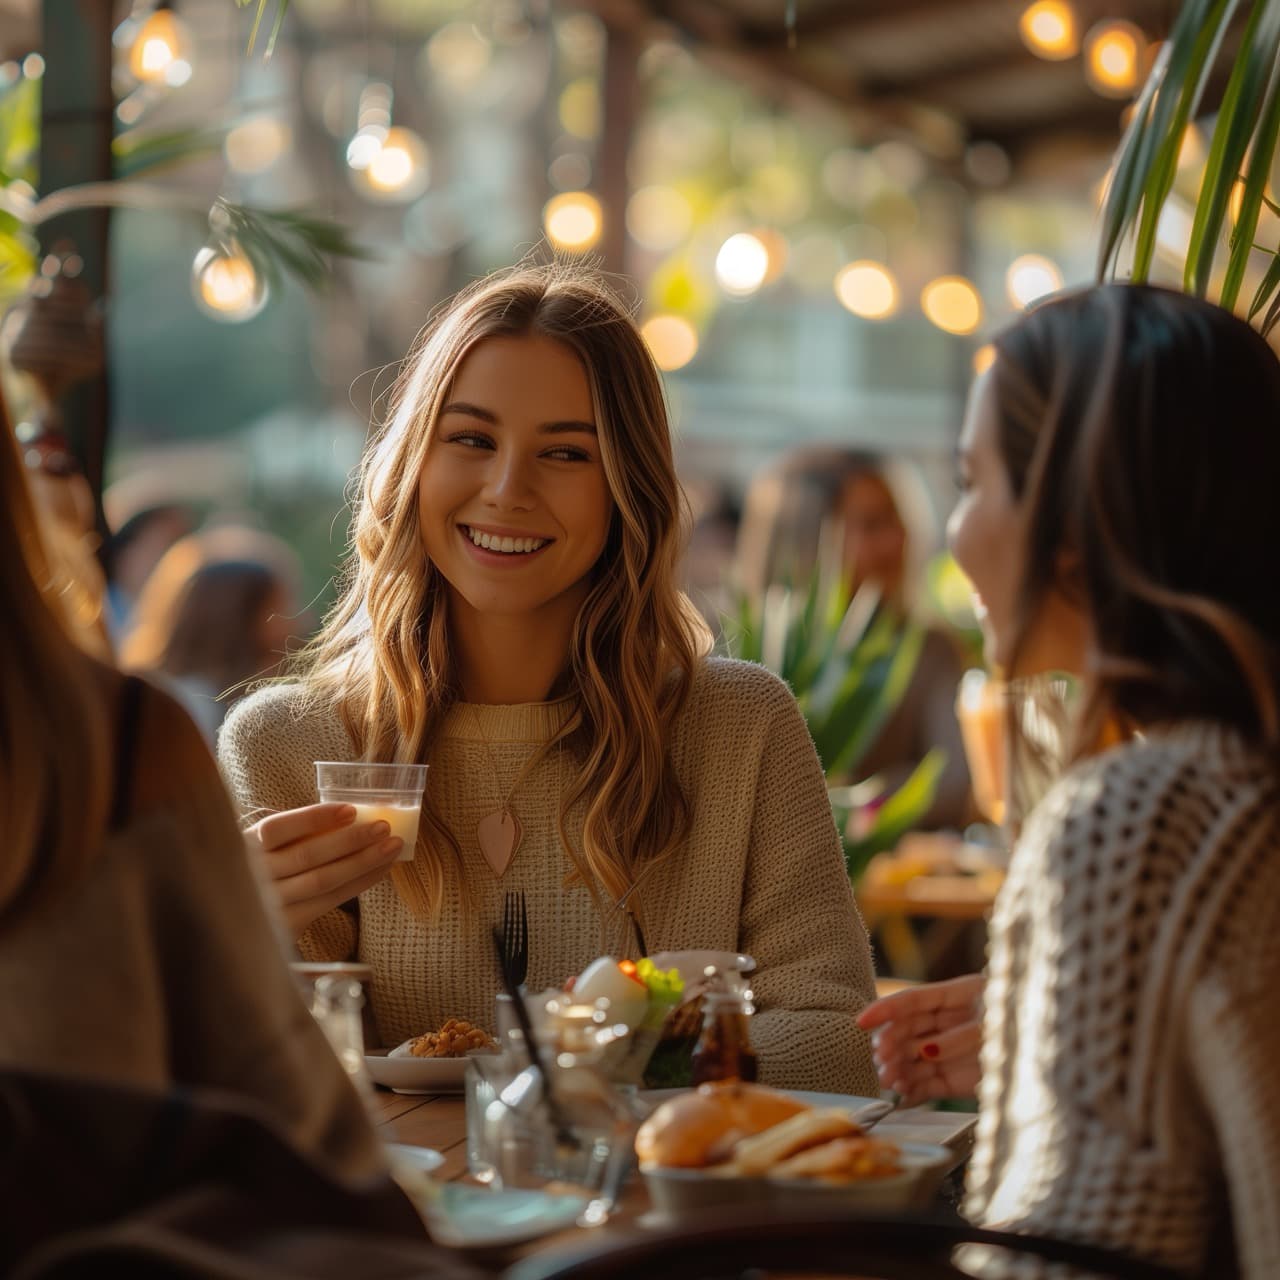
[315,761,428,862]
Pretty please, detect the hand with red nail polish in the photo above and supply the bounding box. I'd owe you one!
[856,973,984,1107]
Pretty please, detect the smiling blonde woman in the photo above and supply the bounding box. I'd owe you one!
[217,260,878,1094]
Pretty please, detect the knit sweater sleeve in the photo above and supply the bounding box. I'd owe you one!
[967,732,1280,1277]
[1186,972,1280,1276]
[739,675,879,1096]
[216,685,357,963]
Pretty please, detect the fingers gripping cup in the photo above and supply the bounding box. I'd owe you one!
[315,762,428,862]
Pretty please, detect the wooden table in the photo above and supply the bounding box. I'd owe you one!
[371,1087,978,1270]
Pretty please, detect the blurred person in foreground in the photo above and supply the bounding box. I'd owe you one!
[0,388,396,1196]
[736,445,974,829]
[861,285,1280,1277]
[121,529,307,742]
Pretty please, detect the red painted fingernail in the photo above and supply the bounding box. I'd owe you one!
[920,1041,940,1060]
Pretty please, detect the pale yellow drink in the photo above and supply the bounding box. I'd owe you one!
[349,802,421,860]
[315,762,428,864]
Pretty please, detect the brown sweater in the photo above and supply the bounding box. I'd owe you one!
[218,657,880,1095]
[0,677,386,1185]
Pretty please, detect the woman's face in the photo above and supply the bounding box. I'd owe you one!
[947,369,1025,670]
[840,472,905,597]
[417,333,613,627]
[948,367,1091,677]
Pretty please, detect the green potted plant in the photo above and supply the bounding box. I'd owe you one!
[724,573,945,885]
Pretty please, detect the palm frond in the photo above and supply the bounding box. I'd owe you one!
[236,0,291,59]
[112,125,227,179]
[1185,1,1280,297]
[211,198,373,292]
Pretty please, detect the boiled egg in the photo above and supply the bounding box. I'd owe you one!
[573,956,649,1030]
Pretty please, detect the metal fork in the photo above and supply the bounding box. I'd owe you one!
[501,890,529,988]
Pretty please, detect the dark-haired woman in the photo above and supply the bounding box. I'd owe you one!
[862,285,1280,1277]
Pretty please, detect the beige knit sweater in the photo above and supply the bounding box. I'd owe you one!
[966,723,1280,1277]
[218,657,879,1095]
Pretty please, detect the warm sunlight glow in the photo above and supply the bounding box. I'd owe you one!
[128,9,190,85]
[922,276,983,335]
[641,314,699,371]
[1085,21,1144,98]
[1006,254,1063,308]
[715,232,770,297]
[1018,2,1079,60]
[544,191,603,251]
[834,260,899,320]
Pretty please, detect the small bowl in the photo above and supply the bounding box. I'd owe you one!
[647,951,756,992]
[641,1141,952,1216]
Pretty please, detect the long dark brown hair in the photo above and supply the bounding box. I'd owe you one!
[989,283,1280,760]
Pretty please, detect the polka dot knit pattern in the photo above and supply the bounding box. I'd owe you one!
[965,723,1280,1278]
[217,657,879,1096]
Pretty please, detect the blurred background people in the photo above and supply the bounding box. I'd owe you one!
[103,502,193,640]
[736,445,974,829]
[121,527,307,742]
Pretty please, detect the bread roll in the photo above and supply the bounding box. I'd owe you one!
[635,1082,809,1169]
[728,1108,862,1176]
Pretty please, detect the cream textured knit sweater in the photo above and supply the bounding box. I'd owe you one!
[965,723,1280,1277]
[218,658,879,1096]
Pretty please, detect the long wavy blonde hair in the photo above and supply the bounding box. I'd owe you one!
[291,260,712,921]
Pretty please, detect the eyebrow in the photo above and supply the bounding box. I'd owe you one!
[439,401,597,436]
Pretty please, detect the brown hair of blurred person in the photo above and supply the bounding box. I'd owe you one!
[0,388,111,927]
[123,543,298,703]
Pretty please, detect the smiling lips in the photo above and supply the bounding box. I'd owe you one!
[461,524,550,556]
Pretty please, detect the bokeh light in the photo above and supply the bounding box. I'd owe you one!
[191,244,268,323]
[641,314,699,371]
[922,276,983,335]
[543,191,603,251]
[1019,1,1079,60]
[1085,20,1144,98]
[715,232,771,297]
[128,7,191,85]
[1005,254,1063,308]
[834,260,899,320]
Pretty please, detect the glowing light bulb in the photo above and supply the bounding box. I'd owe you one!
[922,276,983,335]
[715,232,770,297]
[1019,1,1079,60]
[128,8,191,85]
[641,314,699,371]
[352,126,428,202]
[191,244,268,323]
[1085,20,1144,98]
[834,260,899,320]
[1005,254,1063,308]
[543,191,603,251]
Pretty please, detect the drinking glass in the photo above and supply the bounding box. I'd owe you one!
[955,669,1007,826]
[290,961,374,1097]
[315,761,428,861]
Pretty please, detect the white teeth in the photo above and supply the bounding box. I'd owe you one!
[465,527,547,555]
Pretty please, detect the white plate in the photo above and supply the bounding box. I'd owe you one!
[419,1183,590,1249]
[384,1142,446,1176]
[640,1087,884,1117]
[365,1047,473,1094]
